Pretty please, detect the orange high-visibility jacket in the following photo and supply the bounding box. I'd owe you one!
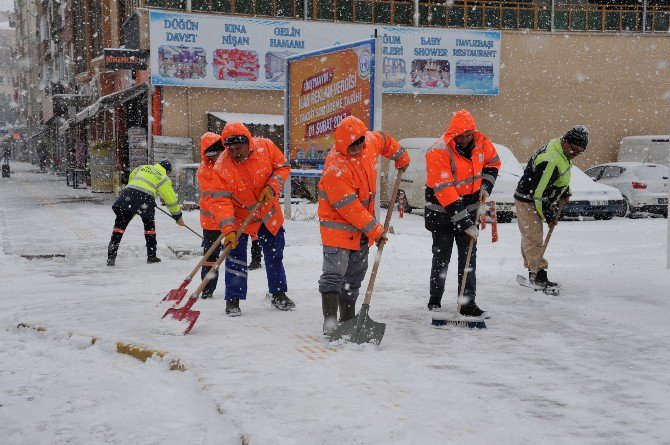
[425,109,501,231]
[198,132,223,231]
[207,122,290,237]
[318,116,410,250]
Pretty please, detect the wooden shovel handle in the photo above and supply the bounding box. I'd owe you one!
[189,201,263,298]
[362,169,404,306]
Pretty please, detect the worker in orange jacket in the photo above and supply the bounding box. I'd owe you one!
[317,116,410,335]
[207,122,294,316]
[197,132,225,299]
[425,109,501,318]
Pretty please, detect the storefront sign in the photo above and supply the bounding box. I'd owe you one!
[149,11,500,95]
[104,48,150,70]
[285,40,375,162]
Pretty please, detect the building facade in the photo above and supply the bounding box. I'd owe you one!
[11,0,670,191]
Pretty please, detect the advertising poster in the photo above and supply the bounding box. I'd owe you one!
[285,40,374,165]
[149,11,500,95]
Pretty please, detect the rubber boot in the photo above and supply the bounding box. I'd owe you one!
[321,293,339,336]
[107,231,123,267]
[338,294,356,323]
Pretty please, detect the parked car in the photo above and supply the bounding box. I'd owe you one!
[617,135,669,166]
[560,166,626,220]
[584,162,668,217]
[382,138,523,223]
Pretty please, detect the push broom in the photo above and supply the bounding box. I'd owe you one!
[432,191,488,329]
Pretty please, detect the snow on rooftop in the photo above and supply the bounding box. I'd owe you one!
[208,111,284,127]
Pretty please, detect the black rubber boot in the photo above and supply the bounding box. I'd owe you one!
[147,256,162,264]
[226,298,241,316]
[338,294,356,322]
[321,293,339,336]
[271,293,296,311]
[427,297,442,311]
[201,290,213,299]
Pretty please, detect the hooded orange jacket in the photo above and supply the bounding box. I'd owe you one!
[198,132,223,231]
[318,116,410,250]
[425,109,501,231]
[207,122,290,237]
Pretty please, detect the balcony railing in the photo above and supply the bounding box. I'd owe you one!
[135,1,670,33]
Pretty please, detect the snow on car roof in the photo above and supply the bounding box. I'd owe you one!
[570,166,623,199]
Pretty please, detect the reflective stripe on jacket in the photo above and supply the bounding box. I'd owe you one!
[207,122,289,237]
[318,116,410,250]
[424,109,500,231]
[126,164,181,216]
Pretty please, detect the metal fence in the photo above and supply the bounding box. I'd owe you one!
[139,0,670,33]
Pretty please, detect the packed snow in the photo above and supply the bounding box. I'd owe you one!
[1,162,669,444]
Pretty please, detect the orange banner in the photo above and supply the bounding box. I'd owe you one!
[286,41,374,163]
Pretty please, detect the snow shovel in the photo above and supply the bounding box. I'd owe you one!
[162,230,225,304]
[162,201,263,335]
[330,170,404,346]
[156,206,203,239]
[432,191,488,329]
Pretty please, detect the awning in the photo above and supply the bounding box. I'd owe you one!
[207,111,284,127]
[58,83,148,135]
[76,83,148,123]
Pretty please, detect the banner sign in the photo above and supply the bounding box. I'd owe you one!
[104,48,150,70]
[285,40,375,163]
[149,11,500,95]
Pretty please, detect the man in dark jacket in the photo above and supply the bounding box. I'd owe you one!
[514,125,588,288]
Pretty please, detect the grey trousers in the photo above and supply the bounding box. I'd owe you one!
[318,240,369,302]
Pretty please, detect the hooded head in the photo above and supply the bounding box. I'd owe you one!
[334,116,368,156]
[445,109,477,154]
[200,132,223,160]
[221,122,253,163]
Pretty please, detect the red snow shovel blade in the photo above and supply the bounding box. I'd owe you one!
[162,297,200,335]
[162,280,189,304]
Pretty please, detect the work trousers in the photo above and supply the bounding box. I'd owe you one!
[429,227,476,302]
[318,236,369,302]
[108,206,157,259]
[515,199,549,273]
[201,229,222,295]
[224,224,287,301]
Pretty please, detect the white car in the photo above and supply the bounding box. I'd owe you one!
[584,162,668,217]
[560,166,626,220]
[383,138,523,223]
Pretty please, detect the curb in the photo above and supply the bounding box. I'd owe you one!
[17,323,185,371]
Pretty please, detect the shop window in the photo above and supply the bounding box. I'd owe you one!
[485,8,501,28]
[337,0,354,21]
[468,7,483,28]
[374,2,392,24]
[146,0,186,9]
[571,11,587,30]
[394,3,413,26]
[355,1,374,23]
[588,11,603,30]
[317,0,335,20]
[277,0,299,17]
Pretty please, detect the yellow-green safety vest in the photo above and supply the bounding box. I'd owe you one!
[126,164,181,216]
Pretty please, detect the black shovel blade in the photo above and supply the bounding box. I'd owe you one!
[330,304,386,346]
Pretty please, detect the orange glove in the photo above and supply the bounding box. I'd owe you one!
[223,232,238,249]
[176,218,185,227]
[259,186,275,204]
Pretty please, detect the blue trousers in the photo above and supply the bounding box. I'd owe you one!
[225,224,287,301]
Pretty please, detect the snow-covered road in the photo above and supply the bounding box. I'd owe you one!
[1,163,669,444]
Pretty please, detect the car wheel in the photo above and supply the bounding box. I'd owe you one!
[497,211,513,223]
